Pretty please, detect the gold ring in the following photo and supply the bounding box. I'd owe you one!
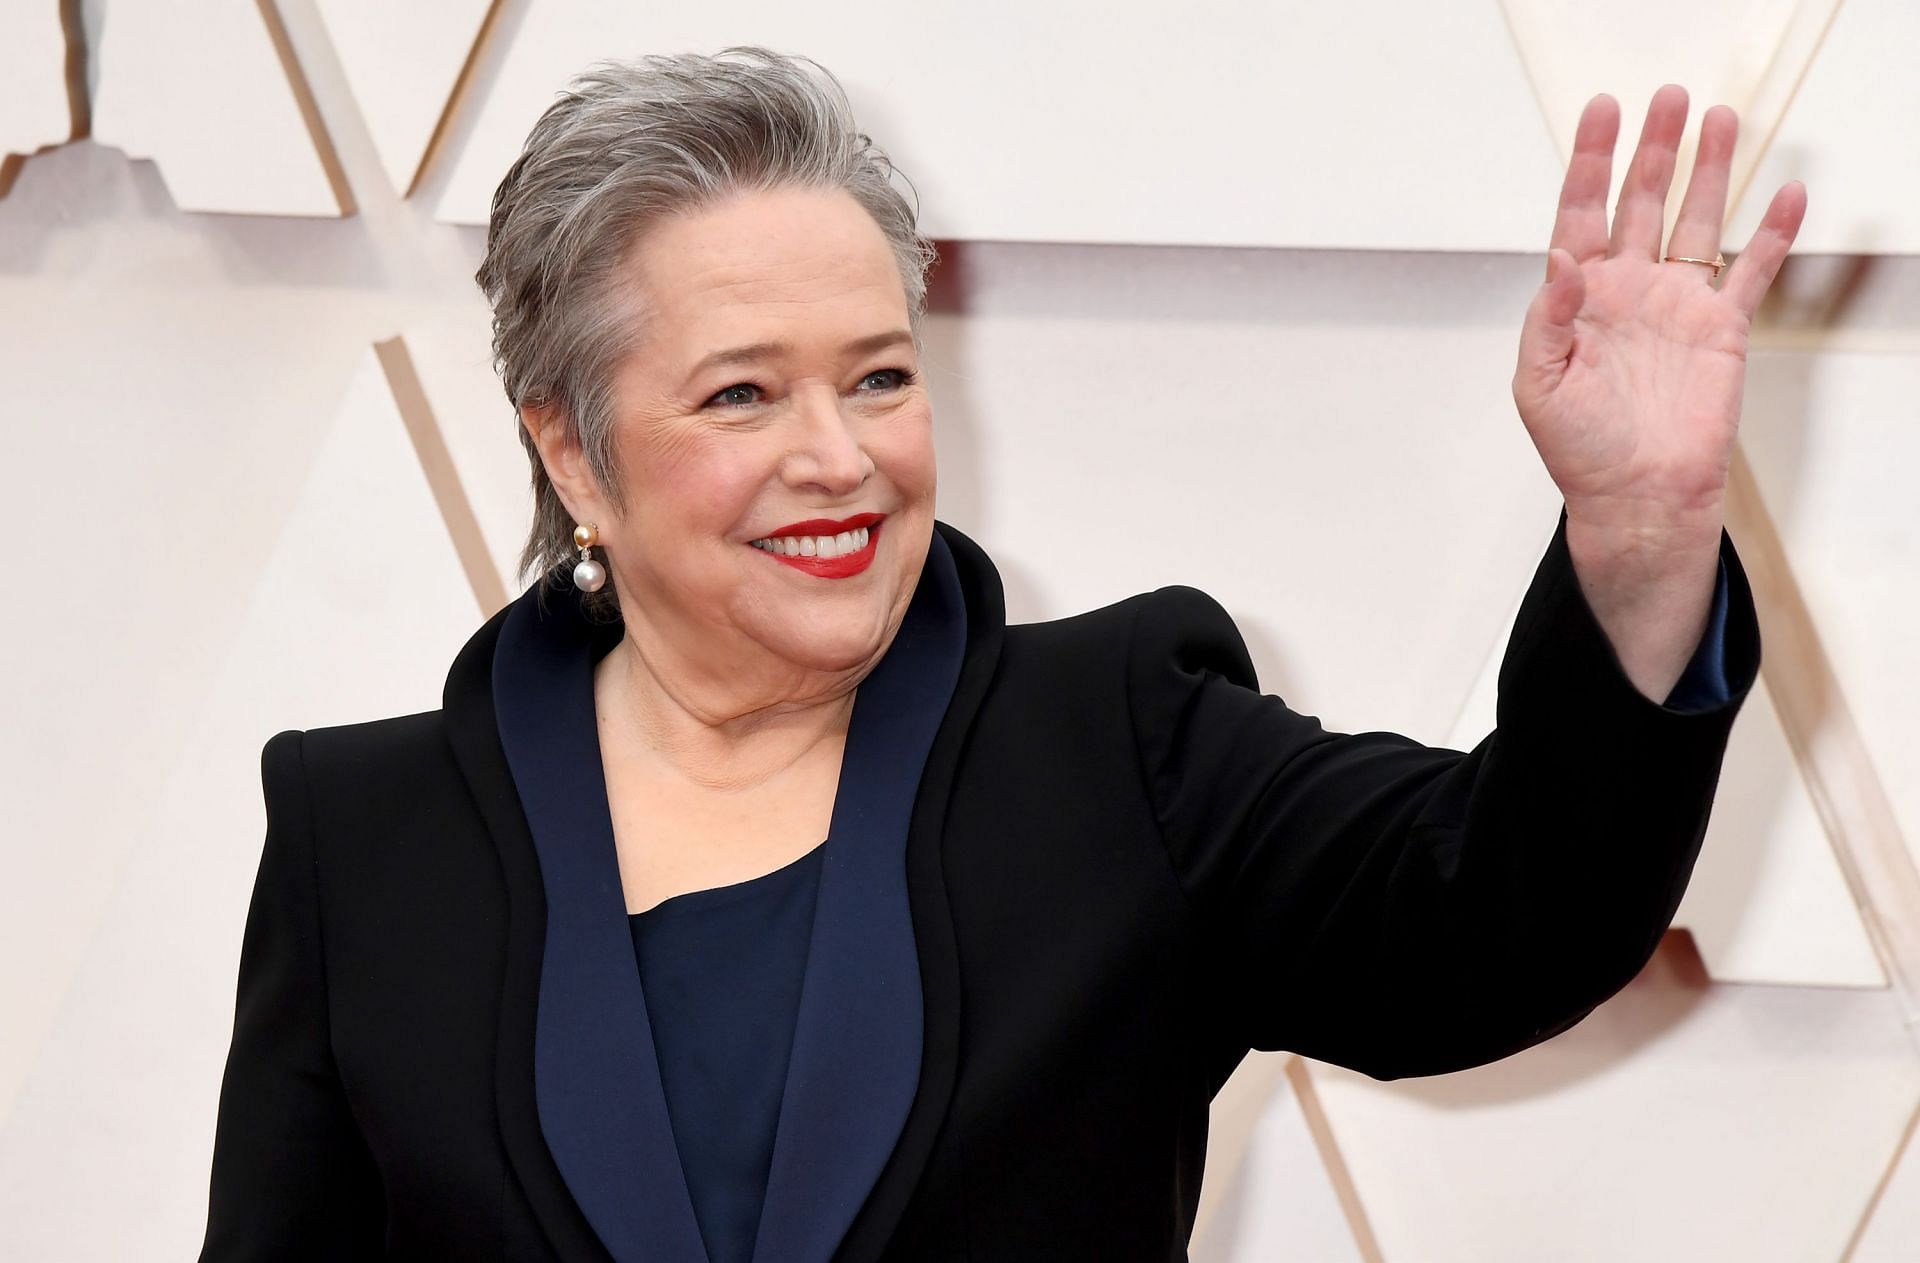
[1663,251,1727,279]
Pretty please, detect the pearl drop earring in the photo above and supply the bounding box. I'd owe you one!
[572,522,607,593]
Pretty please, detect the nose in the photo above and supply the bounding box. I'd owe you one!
[784,384,872,496]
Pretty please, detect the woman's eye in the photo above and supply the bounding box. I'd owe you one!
[856,368,914,393]
[707,383,763,408]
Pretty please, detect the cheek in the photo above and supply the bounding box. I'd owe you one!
[624,427,772,537]
[870,409,938,500]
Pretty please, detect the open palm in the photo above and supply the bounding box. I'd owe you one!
[1514,86,1807,538]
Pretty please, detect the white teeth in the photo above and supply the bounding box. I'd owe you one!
[749,525,874,558]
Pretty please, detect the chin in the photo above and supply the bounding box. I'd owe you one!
[759,607,896,675]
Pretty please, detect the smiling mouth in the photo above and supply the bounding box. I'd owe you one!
[748,524,871,559]
[747,515,884,578]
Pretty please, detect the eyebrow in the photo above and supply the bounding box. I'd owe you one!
[684,329,915,380]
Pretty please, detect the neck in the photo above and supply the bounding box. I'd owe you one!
[594,630,861,793]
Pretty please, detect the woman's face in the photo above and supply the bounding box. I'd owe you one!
[549,185,936,699]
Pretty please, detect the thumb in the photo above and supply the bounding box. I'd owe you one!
[1514,248,1586,405]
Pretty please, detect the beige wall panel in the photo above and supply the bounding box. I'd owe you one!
[0,1,70,176]
[919,244,1561,744]
[1675,677,1886,986]
[0,349,479,1260]
[1853,1104,1920,1261]
[1447,591,1884,987]
[92,0,349,216]
[0,190,390,1127]
[399,311,534,600]
[1500,0,1840,245]
[1741,351,1920,875]
[436,0,1563,250]
[1193,1055,1366,1262]
[1306,945,1920,1262]
[1733,0,1920,253]
[313,0,494,196]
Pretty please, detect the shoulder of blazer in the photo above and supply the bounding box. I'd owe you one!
[292,707,448,780]
[273,708,471,863]
[1118,584,1261,693]
[998,580,1261,707]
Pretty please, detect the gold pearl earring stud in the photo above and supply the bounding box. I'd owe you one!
[572,522,606,592]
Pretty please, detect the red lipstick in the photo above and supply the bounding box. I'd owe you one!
[751,512,885,579]
[761,512,885,537]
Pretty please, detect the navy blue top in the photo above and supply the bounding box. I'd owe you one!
[627,841,828,1263]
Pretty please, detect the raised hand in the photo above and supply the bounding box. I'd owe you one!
[1511,85,1805,703]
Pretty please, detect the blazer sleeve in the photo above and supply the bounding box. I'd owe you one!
[1127,506,1760,1080]
[200,729,386,1260]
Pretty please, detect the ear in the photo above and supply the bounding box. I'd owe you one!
[520,400,601,521]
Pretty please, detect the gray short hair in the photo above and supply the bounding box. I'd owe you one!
[474,46,938,615]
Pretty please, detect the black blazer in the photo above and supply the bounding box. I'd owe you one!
[200,511,1759,1262]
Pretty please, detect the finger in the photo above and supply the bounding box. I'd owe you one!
[1664,103,1738,264]
[1609,84,1690,259]
[1721,181,1808,317]
[1515,248,1588,404]
[1549,95,1622,264]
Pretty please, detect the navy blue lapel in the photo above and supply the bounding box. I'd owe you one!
[491,532,968,1263]
[751,532,965,1262]
[492,576,706,1262]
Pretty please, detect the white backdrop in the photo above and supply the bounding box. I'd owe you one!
[2,1,1917,1259]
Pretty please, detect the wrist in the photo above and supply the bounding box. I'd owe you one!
[1563,505,1724,704]
[1564,495,1725,588]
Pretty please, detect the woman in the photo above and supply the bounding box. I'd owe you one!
[200,47,1797,1262]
